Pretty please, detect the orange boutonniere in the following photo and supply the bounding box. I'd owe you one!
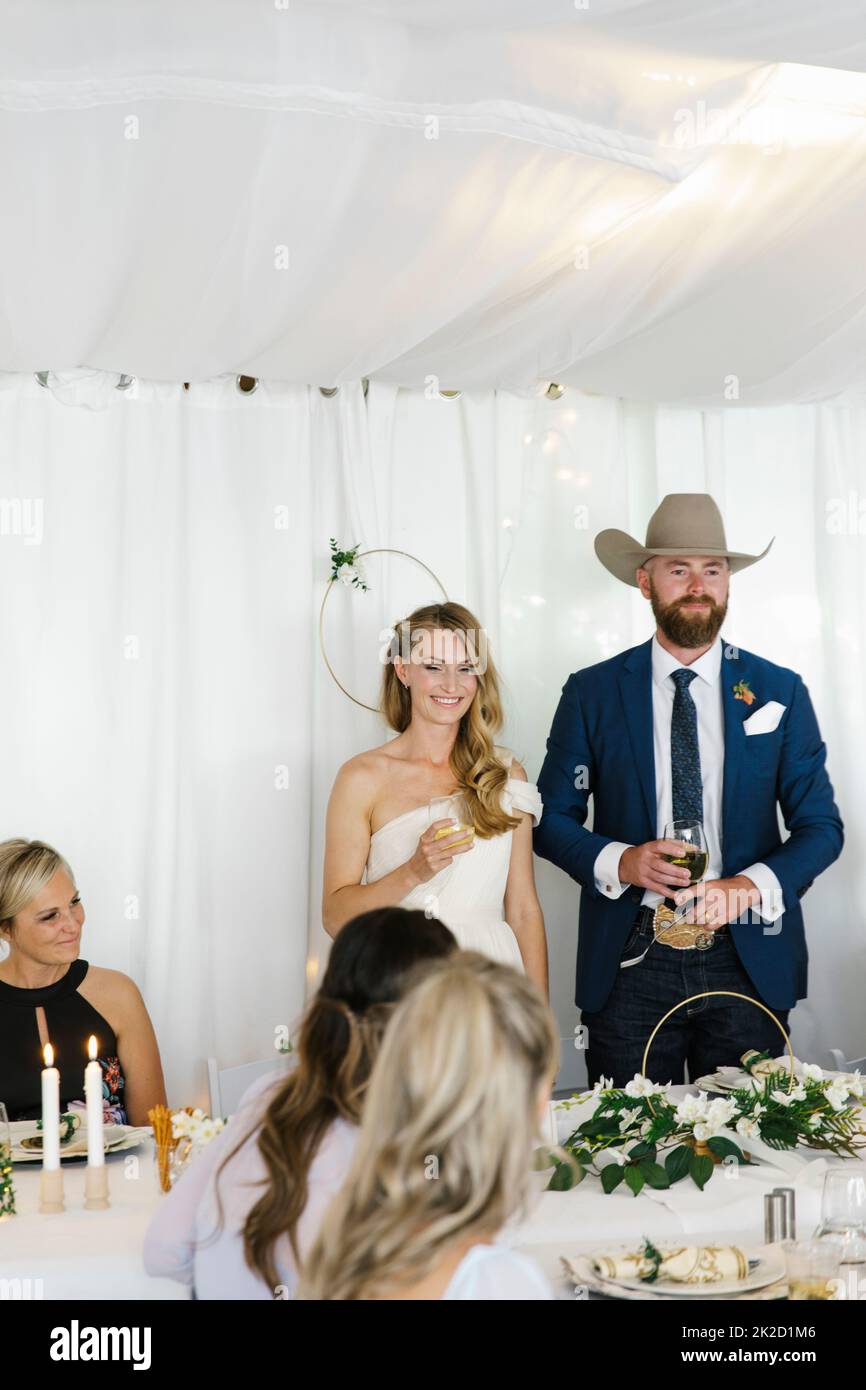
[732,679,756,705]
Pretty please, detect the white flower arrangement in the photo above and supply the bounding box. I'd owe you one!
[329,538,369,591]
[171,1108,226,1146]
[550,1057,866,1196]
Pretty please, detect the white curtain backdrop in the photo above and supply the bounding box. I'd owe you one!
[0,372,862,1102]
[3,1,866,404]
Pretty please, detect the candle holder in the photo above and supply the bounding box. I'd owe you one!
[84,1163,109,1210]
[39,1166,65,1214]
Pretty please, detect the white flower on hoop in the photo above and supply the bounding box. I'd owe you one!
[624,1074,669,1098]
[337,562,360,588]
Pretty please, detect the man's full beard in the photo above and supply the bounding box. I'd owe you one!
[648,580,728,648]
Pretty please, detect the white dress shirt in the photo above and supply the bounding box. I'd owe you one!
[593,634,785,921]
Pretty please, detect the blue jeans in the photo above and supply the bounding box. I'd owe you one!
[580,915,790,1087]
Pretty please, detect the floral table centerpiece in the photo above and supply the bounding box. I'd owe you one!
[548,1059,866,1196]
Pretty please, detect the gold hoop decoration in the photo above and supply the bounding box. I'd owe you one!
[641,990,795,1116]
[318,548,449,713]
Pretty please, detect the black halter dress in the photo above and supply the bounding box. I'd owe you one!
[0,959,127,1123]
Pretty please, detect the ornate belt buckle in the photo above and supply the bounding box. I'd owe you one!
[652,903,714,951]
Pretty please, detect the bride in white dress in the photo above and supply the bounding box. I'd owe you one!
[322,602,548,995]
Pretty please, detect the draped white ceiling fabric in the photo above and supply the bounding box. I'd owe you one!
[2,3,865,1101]
[0,376,862,1099]
[3,0,866,402]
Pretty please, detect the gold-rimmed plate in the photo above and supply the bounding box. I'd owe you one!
[570,1243,785,1298]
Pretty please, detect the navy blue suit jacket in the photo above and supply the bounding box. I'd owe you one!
[532,638,843,1013]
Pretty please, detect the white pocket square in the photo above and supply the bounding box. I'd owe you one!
[743,700,786,735]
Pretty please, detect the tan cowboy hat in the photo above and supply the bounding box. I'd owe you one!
[594,493,773,587]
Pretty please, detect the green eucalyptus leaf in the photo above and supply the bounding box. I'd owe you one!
[638,1161,671,1190]
[689,1154,714,1190]
[706,1136,745,1164]
[547,1160,580,1191]
[580,1115,623,1137]
[624,1164,646,1197]
[626,1141,657,1163]
[664,1144,693,1183]
[601,1164,625,1194]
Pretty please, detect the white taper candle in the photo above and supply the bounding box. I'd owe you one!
[41,1042,60,1171]
[85,1034,105,1168]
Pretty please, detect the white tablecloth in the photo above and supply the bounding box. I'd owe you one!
[1,1089,859,1300]
[508,1086,857,1299]
[0,1138,188,1300]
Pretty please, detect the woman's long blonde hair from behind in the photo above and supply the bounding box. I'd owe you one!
[297,951,559,1301]
[380,602,521,839]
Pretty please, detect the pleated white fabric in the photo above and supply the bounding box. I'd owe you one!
[3,2,866,401]
[0,375,861,1100]
[364,747,542,969]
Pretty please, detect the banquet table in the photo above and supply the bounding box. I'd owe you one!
[1,1087,862,1300]
[506,1086,864,1300]
[0,1139,189,1301]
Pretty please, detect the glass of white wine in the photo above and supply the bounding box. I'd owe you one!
[662,818,713,950]
[427,793,475,850]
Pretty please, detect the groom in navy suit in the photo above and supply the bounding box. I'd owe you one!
[533,494,843,1086]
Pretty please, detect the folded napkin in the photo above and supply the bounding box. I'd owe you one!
[561,1254,786,1302]
[741,1050,790,1079]
[592,1242,748,1284]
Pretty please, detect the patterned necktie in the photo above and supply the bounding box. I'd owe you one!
[670,668,703,822]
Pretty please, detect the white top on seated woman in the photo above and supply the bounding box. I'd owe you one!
[143,906,456,1299]
[298,952,572,1301]
[322,600,548,995]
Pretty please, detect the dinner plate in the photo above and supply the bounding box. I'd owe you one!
[575,1243,785,1298]
[8,1121,151,1164]
[692,1067,762,1093]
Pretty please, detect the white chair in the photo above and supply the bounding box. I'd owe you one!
[828,1049,866,1074]
[207,1055,290,1119]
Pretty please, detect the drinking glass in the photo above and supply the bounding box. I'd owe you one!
[782,1239,843,1300]
[663,818,708,884]
[663,818,713,950]
[812,1167,866,1265]
[427,793,475,849]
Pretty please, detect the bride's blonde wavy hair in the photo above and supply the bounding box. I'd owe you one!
[380,602,521,838]
[297,951,561,1301]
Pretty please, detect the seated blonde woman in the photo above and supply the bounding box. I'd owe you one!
[322,601,548,996]
[144,907,456,1299]
[0,838,166,1124]
[298,952,565,1300]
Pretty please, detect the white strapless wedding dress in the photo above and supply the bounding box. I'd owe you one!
[363,746,543,970]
